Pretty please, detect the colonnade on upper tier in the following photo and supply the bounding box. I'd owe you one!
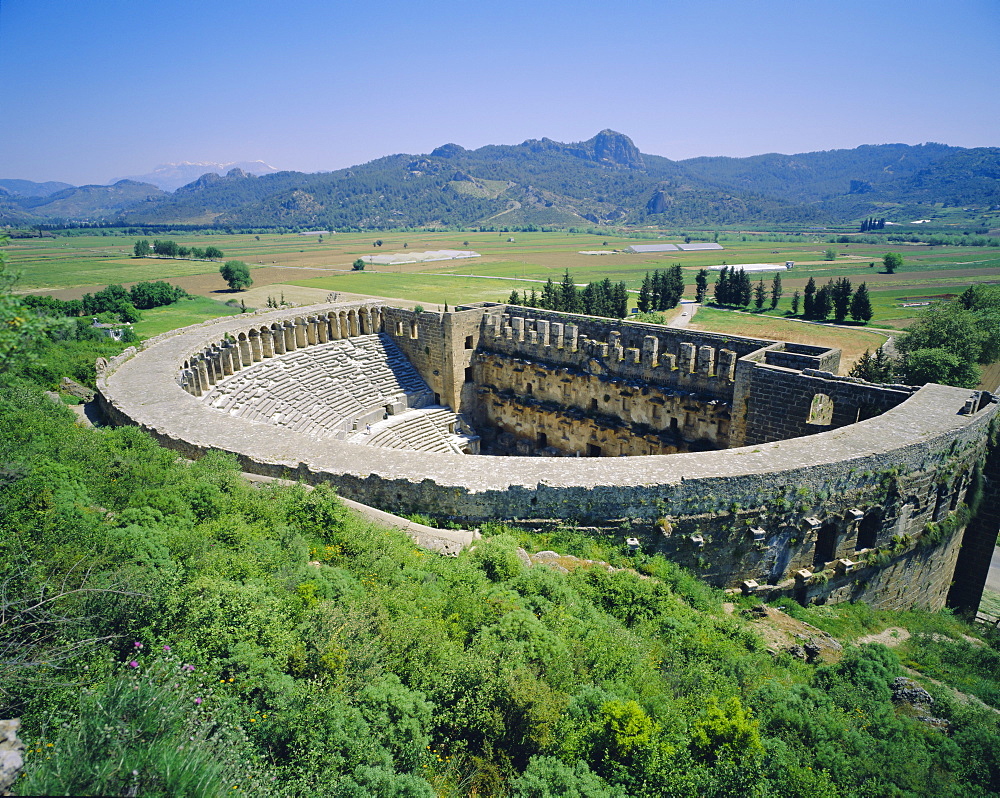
[177,305,383,397]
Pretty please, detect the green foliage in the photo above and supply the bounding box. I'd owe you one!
[882,252,903,273]
[352,258,366,271]
[0,235,50,374]
[18,654,269,797]
[220,260,253,291]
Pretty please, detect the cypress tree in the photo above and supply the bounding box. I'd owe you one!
[638,273,652,313]
[508,289,521,305]
[850,282,873,323]
[695,268,708,303]
[832,277,853,323]
[770,272,782,310]
[560,270,580,313]
[541,278,559,310]
[791,289,800,315]
[803,277,816,318]
[714,266,729,305]
[754,279,766,310]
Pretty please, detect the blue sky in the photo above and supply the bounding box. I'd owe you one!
[1,0,997,185]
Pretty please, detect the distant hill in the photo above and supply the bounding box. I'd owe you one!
[3,133,998,229]
[16,180,166,223]
[114,161,280,192]
[0,179,75,198]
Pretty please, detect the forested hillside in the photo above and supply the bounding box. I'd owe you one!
[4,133,999,230]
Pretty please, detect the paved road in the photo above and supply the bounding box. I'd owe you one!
[667,300,699,328]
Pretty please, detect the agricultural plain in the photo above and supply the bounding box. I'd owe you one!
[8,230,1000,360]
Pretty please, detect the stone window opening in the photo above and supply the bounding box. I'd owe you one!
[464,335,474,349]
[856,510,881,550]
[410,321,419,339]
[525,382,533,394]
[464,367,474,383]
[814,522,838,568]
[806,393,834,425]
[395,321,404,336]
[537,432,548,449]
[590,398,599,411]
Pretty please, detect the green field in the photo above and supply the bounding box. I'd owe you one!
[130,295,248,338]
[8,230,1000,343]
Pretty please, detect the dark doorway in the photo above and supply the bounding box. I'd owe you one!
[814,523,838,568]
[856,511,881,550]
[587,443,602,457]
[537,432,548,449]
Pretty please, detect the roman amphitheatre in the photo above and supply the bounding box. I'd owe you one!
[97,296,1000,616]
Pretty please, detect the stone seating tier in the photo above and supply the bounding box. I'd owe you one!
[201,334,434,441]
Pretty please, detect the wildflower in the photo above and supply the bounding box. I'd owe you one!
[184,664,195,672]
[162,645,171,652]
[128,660,139,668]
[134,641,143,649]
[194,697,203,705]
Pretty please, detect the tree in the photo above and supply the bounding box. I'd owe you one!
[508,289,521,305]
[832,277,853,323]
[813,283,832,320]
[803,277,816,318]
[770,272,782,310]
[849,348,894,382]
[203,245,223,260]
[883,252,903,274]
[753,279,766,310]
[714,266,730,305]
[791,289,800,316]
[824,248,837,261]
[0,235,49,373]
[695,269,708,303]
[352,258,366,271]
[560,270,581,314]
[220,260,253,291]
[133,239,151,257]
[637,273,652,313]
[850,282,873,323]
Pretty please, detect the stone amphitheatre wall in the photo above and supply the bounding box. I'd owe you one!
[96,301,1000,612]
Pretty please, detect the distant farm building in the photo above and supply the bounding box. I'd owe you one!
[626,243,680,253]
[708,263,789,272]
[676,242,724,251]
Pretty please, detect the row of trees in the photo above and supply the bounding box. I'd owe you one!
[133,239,223,260]
[21,281,189,323]
[802,277,873,323]
[712,266,784,311]
[636,266,685,313]
[508,271,629,318]
[859,217,887,232]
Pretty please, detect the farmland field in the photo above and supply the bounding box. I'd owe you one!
[7,229,1000,340]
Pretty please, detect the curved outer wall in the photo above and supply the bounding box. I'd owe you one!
[96,302,1000,612]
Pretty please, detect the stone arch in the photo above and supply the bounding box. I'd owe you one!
[316,315,329,343]
[237,332,252,366]
[806,393,834,425]
[348,309,360,337]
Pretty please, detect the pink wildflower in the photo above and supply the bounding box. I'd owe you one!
[128,661,139,668]
[194,697,203,705]
[162,645,171,652]
[133,642,143,649]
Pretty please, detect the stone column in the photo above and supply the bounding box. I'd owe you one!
[284,321,297,352]
[316,315,329,343]
[239,335,252,366]
[272,326,286,355]
[294,318,307,348]
[260,328,274,358]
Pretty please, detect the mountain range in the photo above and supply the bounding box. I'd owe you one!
[2,131,998,230]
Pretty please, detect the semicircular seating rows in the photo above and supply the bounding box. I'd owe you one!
[201,333,476,452]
